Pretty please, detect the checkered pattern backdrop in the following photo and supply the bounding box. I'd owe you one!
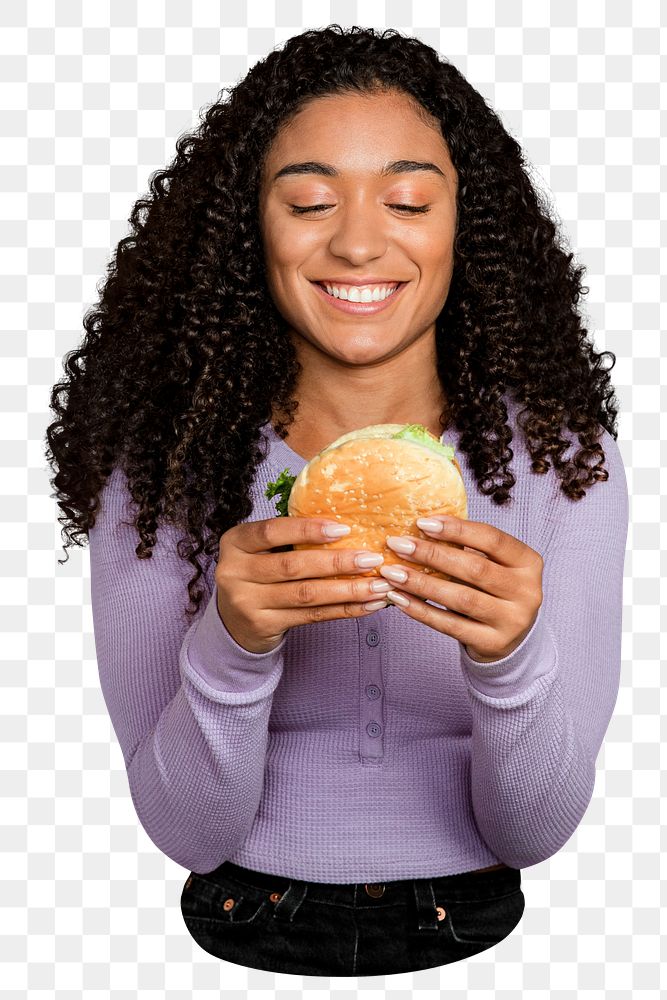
[1,0,662,995]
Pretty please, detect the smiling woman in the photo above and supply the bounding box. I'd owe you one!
[46,23,627,978]
[258,87,459,458]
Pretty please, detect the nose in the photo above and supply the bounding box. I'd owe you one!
[327,202,388,264]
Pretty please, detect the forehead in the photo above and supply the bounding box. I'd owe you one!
[262,89,455,181]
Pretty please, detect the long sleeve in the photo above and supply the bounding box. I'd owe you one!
[88,467,287,873]
[457,427,629,869]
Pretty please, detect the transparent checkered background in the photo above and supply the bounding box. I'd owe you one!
[1,0,662,995]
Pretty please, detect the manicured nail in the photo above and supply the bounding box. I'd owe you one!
[378,565,408,584]
[364,599,388,611]
[386,536,416,555]
[387,590,410,608]
[355,552,384,568]
[323,522,351,537]
[416,517,444,533]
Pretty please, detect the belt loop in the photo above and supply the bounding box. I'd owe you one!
[412,878,440,932]
[271,880,308,923]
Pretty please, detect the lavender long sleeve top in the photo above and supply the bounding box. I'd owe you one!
[88,400,629,882]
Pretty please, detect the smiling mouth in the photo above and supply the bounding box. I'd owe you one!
[309,278,409,314]
[314,281,405,302]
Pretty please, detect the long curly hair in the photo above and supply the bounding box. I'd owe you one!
[46,24,621,621]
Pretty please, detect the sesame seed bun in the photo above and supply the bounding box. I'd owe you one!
[287,423,468,581]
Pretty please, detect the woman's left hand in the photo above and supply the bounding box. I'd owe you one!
[379,515,544,662]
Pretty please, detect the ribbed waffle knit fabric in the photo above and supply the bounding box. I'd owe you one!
[88,397,629,881]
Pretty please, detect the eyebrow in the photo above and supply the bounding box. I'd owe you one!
[271,159,447,183]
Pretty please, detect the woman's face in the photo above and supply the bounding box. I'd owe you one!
[258,88,459,368]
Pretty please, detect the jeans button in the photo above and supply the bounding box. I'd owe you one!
[364,883,385,898]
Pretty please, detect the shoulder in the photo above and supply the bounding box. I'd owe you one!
[92,465,132,522]
[88,465,188,568]
[507,400,629,551]
[504,394,627,492]
[493,396,628,550]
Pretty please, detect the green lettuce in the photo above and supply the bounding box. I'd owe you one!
[390,423,455,461]
[264,468,296,517]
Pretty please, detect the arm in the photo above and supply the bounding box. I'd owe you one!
[88,467,286,873]
[459,428,629,868]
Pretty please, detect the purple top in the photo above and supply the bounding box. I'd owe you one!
[88,400,629,881]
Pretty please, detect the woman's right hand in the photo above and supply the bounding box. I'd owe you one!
[215,517,391,654]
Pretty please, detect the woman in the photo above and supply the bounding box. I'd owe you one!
[46,25,628,977]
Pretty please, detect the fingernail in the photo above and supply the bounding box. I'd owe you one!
[323,523,351,537]
[416,517,443,533]
[378,565,408,584]
[387,590,410,608]
[364,599,388,611]
[386,536,416,555]
[355,552,384,568]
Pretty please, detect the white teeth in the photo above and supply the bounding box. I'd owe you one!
[323,283,399,302]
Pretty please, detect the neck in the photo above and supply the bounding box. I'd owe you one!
[273,327,449,440]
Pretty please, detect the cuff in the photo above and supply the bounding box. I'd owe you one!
[181,589,287,699]
[459,603,557,700]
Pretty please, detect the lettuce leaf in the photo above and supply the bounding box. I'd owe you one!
[264,467,296,517]
[390,423,455,461]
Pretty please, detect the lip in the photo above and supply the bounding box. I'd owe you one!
[311,280,408,315]
[317,276,403,286]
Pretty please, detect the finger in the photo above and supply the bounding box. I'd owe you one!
[251,545,388,585]
[385,535,512,600]
[383,587,497,646]
[378,563,500,624]
[225,515,353,556]
[417,515,534,568]
[268,572,393,611]
[276,596,390,630]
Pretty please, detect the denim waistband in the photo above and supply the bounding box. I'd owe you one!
[204,860,521,907]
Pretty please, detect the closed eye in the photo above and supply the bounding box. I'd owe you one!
[290,203,431,215]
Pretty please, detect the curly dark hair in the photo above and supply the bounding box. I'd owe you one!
[45,24,620,622]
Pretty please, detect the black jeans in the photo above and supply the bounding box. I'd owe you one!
[180,860,525,976]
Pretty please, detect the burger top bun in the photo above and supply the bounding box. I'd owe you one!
[286,423,468,582]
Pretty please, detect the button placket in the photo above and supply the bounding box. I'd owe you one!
[359,624,384,763]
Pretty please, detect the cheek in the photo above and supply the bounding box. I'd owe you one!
[260,204,293,261]
[407,233,454,273]
[263,220,313,276]
[400,207,455,260]
[426,227,456,271]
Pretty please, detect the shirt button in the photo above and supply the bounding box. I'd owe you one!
[366,721,382,737]
[366,629,380,647]
[365,684,381,700]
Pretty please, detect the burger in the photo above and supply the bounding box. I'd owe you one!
[265,423,467,582]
